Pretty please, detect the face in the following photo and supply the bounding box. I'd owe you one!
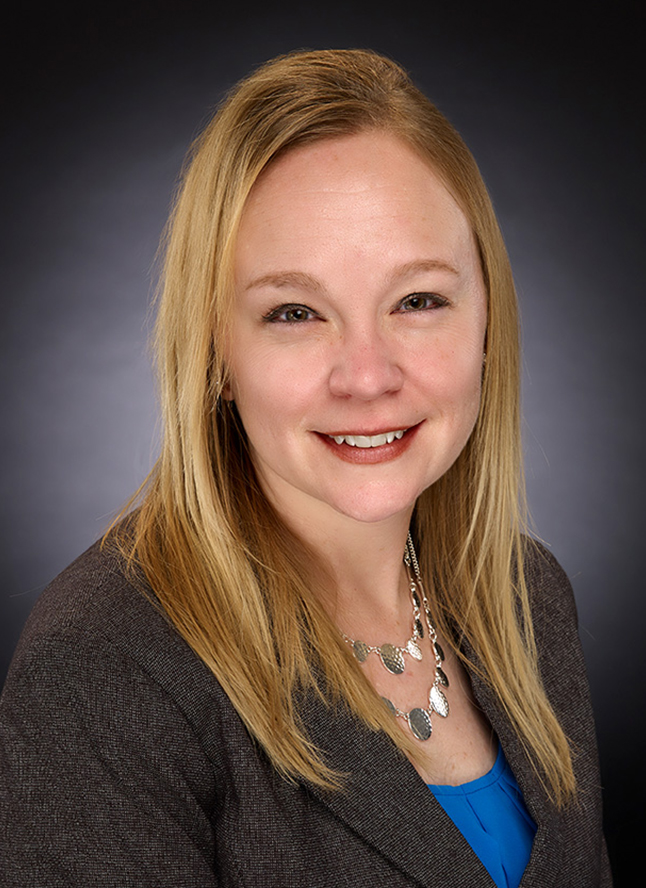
[226,130,487,531]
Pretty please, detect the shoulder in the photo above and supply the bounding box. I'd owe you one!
[2,538,235,764]
[0,540,232,884]
[519,539,599,737]
[521,536,579,636]
[8,539,178,679]
[14,536,164,641]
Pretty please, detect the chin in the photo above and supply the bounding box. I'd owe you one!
[327,486,422,526]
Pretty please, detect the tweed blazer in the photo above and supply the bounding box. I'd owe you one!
[0,539,611,887]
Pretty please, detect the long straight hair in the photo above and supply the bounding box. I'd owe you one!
[111,49,575,805]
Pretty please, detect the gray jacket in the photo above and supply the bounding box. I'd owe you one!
[0,539,612,886]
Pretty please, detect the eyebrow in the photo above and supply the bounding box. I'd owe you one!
[244,259,460,294]
[386,258,460,283]
[245,271,325,293]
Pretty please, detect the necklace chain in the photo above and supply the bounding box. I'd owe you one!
[343,532,450,741]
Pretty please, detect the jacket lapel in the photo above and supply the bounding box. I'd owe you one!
[298,638,566,888]
[464,651,564,887]
[298,689,497,887]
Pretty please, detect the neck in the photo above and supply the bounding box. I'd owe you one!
[276,501,415,634]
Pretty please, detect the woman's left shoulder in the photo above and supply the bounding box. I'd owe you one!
[519,539,598,740]
[521,537,579,630]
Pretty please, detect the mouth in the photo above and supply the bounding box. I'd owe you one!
[326,429,407,448]
[315,423,421,464]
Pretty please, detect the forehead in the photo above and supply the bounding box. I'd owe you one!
[244,130,464,217]
[235,130,479,287]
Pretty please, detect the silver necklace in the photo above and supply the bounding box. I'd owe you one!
[344,533,450,741]
[342,579,424,674]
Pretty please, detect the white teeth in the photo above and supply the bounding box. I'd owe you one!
[328,429,407,448]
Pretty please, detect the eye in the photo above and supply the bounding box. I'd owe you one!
[396,292,448,313]
[262,303,320,324]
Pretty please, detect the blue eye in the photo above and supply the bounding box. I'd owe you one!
[397,293,447,312]
[263,304,318,323]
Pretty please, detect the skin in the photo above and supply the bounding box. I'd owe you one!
[227,130,496,783]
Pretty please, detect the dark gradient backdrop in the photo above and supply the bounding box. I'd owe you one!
[1,2,643,881]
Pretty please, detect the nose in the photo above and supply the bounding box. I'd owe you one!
[328,325,405,400]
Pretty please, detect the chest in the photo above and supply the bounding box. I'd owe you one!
[359,630,498,784]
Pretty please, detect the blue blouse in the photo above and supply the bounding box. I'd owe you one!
[428,744,536,888]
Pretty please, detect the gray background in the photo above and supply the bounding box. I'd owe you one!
[1,1,643,881]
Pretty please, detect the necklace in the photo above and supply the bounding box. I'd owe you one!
[342,579,424,674]
[343,533,450,741]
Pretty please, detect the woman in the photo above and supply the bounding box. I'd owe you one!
[0,49,611,886]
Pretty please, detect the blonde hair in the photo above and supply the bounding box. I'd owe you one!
[110,49,575,805]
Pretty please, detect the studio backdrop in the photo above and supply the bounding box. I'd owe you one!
[1,2,643,882]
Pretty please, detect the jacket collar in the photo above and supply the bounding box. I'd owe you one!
[299,688,490,886]
[297,653,562,887]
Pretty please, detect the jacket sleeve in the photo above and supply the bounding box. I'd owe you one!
[0,624,219,887]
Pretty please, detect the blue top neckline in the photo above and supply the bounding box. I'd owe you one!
[425,743,537,888]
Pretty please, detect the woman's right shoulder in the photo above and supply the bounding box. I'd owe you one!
[2,537,232,743]
[0,540,233,886]
[9,538,172,665]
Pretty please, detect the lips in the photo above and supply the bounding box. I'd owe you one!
[316,423,420,464]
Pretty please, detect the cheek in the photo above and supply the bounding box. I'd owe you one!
[227,337,280,403]
[227,350,315,447]
[230,334,327,409]
[417,329,485,402]
[446,369,484,431]
[456,348,486,420]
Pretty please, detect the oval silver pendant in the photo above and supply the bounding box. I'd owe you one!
[406,639,423,660]
[409,708,432,741]
[382,696,396,715]
[353,640,370,662]
[430,685,449,718]
[380,643,405,674]
[437,666,449,687]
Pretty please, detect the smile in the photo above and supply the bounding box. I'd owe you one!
[327,429,407,448]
